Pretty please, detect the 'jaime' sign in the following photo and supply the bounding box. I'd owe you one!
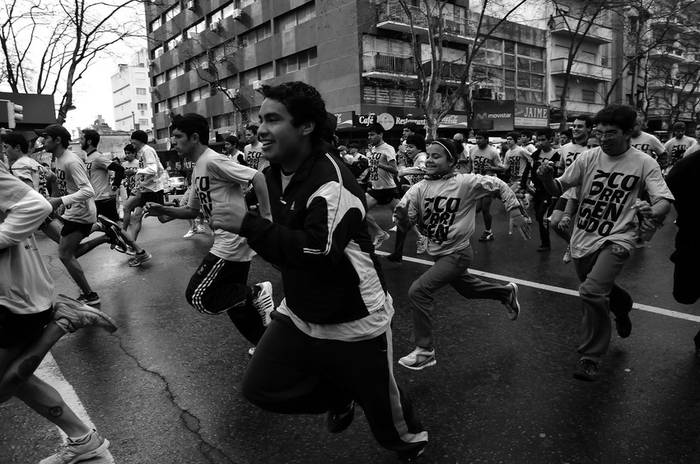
[514,103,549,128]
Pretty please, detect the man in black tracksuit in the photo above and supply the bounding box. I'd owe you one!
[211,82,428,461]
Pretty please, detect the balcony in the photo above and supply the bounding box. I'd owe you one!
[421,61,469,83]
[376,0,472,44]
[551,100,604,115]
[649,17,687,33]
[683,49,700,68]
[550,57,611,81]
[649,46,686,63]
[548,15,612,44]
[362,53,416,81]
[648,78,683,91]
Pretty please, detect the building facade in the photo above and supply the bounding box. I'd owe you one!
[111,48,154,133]
[144,0,557,149]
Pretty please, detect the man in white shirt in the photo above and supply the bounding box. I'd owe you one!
[469,131,504,241]
[519,132,537,154]
[364,123,399,248]
[224,134,245,164]
[243,124,268,172]
[0,162,117,463]
[630,117,668,168]
[539,104,673,381]
[664,121,696,166]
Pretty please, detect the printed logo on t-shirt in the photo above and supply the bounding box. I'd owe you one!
[368,151,382,181]
[472,156,490,175]
[195,175,212,218]
[246,150,264,170]
[55,168,72,209]
[577,169,639,236]
[632,143,654,157]
[669,143,689,162]
[564,151,582,167]
[423,196,460,243]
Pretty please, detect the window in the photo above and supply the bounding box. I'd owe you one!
[168,93,187,109]
[239,22,271,47]
[137,103,148,111]
[209,7,224,25]
[581,89,596,102]
[241,62,273,85]
[166,64,185,80]
[187,86,210,103]
[139,119,150,127]
[153,46,164,58]
[185,20,206,39]
[276,47,317,75]
[362,85,417,107]
[213,113,235,129]
[155,101,167,113]
[149,17,162,32]
[275,2,315,33]
[153,73,166,85]
[223,2,237,18]
[136,88,147,95]
[164,3,181,22]
[212,39,237,62]
[166,34,182,51]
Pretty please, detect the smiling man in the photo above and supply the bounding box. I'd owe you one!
[538,104,674,381]
[210,81,428,461]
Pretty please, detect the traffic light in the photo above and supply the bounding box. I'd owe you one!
[0,100,24,129]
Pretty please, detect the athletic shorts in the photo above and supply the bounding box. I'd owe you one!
[61,219,93,238]
[95,198,119,221]
[141,190,165,205]
[0,307,53,349]
[367,188,397,206]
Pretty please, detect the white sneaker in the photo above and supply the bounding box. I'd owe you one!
[40,429,110,464]
[195,224,207,234]
[416,234,428,254]
[503,283,520,321]
[373,230,390,249]
[398,347,436,370]
[183,228,195,238]
[54,295,117,334]
[247,346,256,357]
[252,281,274,326]
[562,246,572,264]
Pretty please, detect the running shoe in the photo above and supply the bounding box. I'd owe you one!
[183,228,195,238]
[327,401,355,433]
[503,283,520,321]
[76,292,100,305]
[128,251,152,267]
[252,281,274,326]
[398,347,436,370]
[416,234,428,254]
[247,346,256,357]
[40,429,110,464]
[373,230,390,249]
[54,295,117,333]
[478,231,494,242]
[398,443,427,462]
[562,246,572,264]
[611,291,633,338]
[195,223,207,234]
[573,359,599,382]
[389,225,397,232]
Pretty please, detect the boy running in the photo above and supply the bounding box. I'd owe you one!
[538,104,673,381]
[393,139,531,370]
[469,131,503,242]
[144,114,275,346]
[365,122,399,248]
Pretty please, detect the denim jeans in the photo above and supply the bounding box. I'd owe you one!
[408,246,511,349]
[573,242,633,363]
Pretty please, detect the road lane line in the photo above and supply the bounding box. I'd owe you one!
[376,251,700,323]
[36,353,115,463]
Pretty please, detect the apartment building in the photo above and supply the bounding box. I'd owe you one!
[111,48,154,133]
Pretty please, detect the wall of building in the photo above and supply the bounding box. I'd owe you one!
[111,59,153,133]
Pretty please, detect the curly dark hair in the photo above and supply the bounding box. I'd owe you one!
[260,81,329,146]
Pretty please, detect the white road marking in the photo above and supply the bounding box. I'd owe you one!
[36,353,115,463]
[376,251,700,323]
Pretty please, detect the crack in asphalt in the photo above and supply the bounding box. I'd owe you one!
[109,333,239,464]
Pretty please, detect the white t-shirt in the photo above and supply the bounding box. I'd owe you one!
[86,150,115,200]
[664,136,696,164]
[469,145,501,175]
[54,149,97,224]
[10,156,43,191]
[136,145,165,192]
[244,142,269,172]
[557,146,674,259]
[631,131,665,160]
[504,146,532,182]
[188,148,258,262]
[367,142,397,190]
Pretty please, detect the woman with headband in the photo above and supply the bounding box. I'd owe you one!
[393,138,532,370]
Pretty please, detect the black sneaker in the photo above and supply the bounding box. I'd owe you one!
[326,401,355,434]
[611,291,633,338]
[77,292,100,305]
[398,443,427,462]
[573,359,599,382]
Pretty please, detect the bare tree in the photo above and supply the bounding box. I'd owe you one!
[0,0,146,124]
[390,0,528,138]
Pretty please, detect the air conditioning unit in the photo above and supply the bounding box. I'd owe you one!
[495,91,505,101]
[221,87,240,97]
[231,8,242,20]
[252,80,263,91]
[201,61,210,70]
[186,0,196,11]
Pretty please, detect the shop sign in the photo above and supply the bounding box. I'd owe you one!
[473,100,514,131]
[514,103,549,128]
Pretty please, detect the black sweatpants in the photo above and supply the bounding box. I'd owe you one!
[242,312,428,455]
[185,254,265,345]
[533,192,554,247]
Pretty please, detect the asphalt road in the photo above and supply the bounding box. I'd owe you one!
[2,204,699,464]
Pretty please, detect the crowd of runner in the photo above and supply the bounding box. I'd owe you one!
[1,81,698,463]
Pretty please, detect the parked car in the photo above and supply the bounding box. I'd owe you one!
[167,176,187,194]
